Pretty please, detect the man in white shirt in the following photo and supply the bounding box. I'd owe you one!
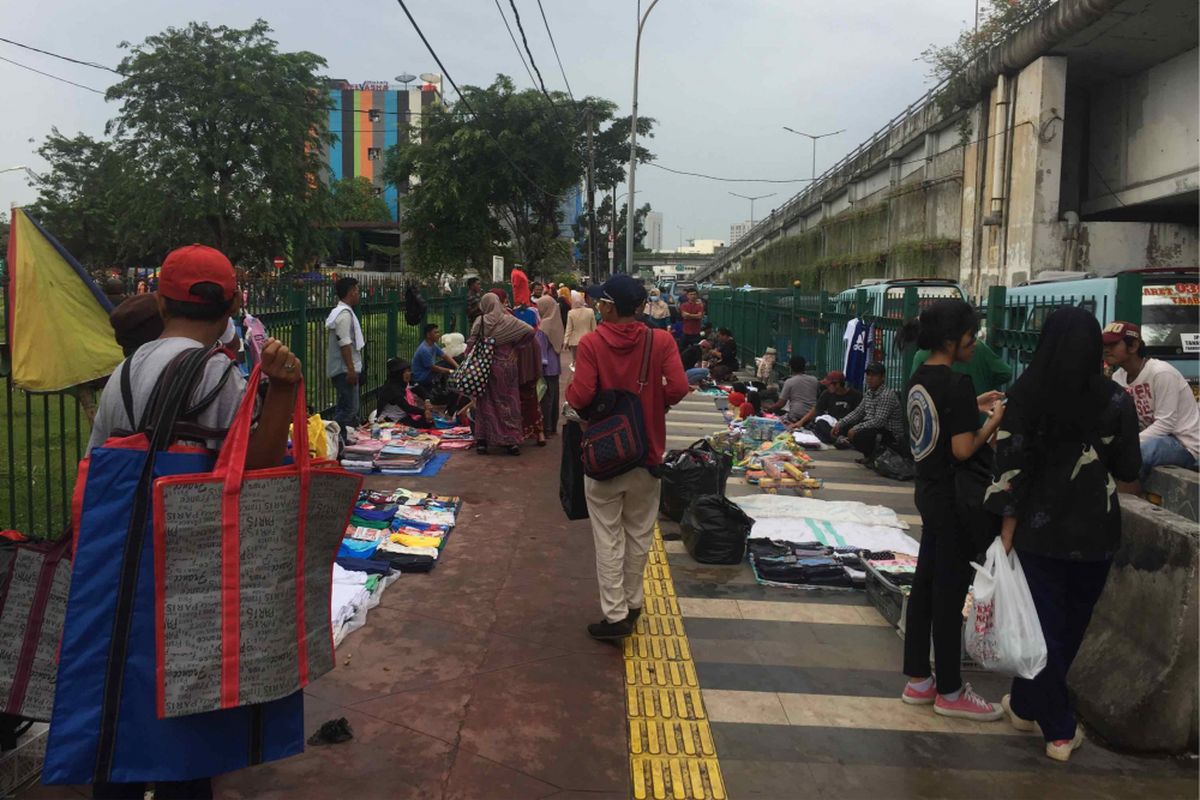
[326,277,365,437]
[1103,321,1199,481]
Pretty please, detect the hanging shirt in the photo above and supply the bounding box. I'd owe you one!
[844,321,872,389]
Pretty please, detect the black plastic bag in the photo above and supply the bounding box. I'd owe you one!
[872,448,916,481]
[560,420,589,520]
[660,446,723,522]
[686,438,733,494]
[680,495,755,565]
[404,284,427,326]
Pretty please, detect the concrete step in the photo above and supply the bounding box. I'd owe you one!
[1144,466,1199,523]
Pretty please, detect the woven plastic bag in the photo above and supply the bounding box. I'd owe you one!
[965,539,1047,679]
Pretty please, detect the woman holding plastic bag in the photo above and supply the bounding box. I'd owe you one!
[983,307,1140,762]
[900,300,1006,721]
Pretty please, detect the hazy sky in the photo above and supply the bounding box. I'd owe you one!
[1,0,972,245]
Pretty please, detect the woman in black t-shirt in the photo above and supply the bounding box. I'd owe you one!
[901,300,1006,721]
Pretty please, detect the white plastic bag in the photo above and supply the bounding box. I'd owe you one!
[964,539,1048,679]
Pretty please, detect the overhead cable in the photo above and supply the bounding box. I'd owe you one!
[535,0,575,101]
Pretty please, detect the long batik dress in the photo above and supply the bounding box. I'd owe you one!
[473,339,524,447]
[515,332,544,440]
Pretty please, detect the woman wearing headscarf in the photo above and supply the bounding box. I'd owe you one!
[557,285,572,326]
[510,266,531,307]
[536,295,565,437]
[563,293,598,387]
[468,293,533,455]
[515,326,545,445]
[376,358,434,428]
[984,307,1140,762]
[645,289,671,330]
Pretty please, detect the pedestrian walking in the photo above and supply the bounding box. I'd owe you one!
[566,275,690,640]
[901,299,1007,721]
[987,307,1141,761]
[469,292,532,455]
[326,277,364,439]
[536,295,564,437]
[564,294,598,386]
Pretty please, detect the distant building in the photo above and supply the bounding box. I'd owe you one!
[729,221,752,245]
[645,211,664,252]
[323,77,443,220]
[676,238,726,255]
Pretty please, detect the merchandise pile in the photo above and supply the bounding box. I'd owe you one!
[341,487,462,574]
[339,421,471,474]
[710,431,822,494]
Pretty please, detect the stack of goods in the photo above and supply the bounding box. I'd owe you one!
[341,488,463,574]
[748,540,869,590]
[375,440,437,474]
[436,426,475,450]
[736,436,821,493]
[341,438,385,472]
[331,562,399,647]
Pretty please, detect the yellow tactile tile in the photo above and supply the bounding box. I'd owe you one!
[626,527,726,800]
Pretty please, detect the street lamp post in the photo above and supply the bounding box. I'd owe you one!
[625,0,663,277]
[729,192,776,227]
[393,74,417,273]
[782,126,846,182]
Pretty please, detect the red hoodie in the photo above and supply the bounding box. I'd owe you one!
[566,322,690,466]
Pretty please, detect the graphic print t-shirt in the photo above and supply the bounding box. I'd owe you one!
[815,387,862,420]
[906,364,978,484]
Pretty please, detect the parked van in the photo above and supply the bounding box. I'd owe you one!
[997,267,1199,384]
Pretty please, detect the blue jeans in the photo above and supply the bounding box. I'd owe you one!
[1140,434,1198,481]
[686,367,710,384]
[331,372,361,437]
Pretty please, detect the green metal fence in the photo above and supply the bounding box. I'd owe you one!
[0,275,468,540]
[707,277,1145,394]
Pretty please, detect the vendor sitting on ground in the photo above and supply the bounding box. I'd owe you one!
[831,362,906,465]
[789,370,862,445]
[768,357,820,424]
[377,357,435,428]
[682,339,715,385]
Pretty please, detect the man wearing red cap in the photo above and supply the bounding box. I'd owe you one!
[1103,321,1199,482]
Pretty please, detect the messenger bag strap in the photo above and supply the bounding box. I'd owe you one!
[636,329,654,394]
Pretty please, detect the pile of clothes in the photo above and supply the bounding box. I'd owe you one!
[330,562,398,647]
[340,422,469,473]
[375,441,437,474]
[340,488,463,574]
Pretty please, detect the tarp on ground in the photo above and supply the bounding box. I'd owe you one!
[6,208,122,391]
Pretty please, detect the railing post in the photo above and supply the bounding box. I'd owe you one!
[816,290,829,376]
[386,288,399,358]
[900,286,919,380]
[288,283,307,371]
[1115,272,1144,326]
[986,285,1007,345]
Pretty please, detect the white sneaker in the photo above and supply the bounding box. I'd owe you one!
[1046,727,1085,762]
[1001,693,1036,732]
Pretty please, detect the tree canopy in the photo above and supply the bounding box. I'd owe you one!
[29,20,333,269]
[384,75,654,278]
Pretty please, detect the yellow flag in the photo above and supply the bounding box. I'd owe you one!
[6,209,123,391]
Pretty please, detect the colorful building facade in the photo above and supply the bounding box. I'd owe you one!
[324,78,442,219]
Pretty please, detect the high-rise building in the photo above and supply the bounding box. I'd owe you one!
[729,220,753,245]
[645,211,663,252]
[323,77,442,220]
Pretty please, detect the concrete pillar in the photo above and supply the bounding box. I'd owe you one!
[958,101,988,296]
[923,132,937,180]
[889,157,902,188]
[1003,55,1068,285]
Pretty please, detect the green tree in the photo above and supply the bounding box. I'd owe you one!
[574,196,652,275]
[329,177,393,223]
[384,76,655,278]
[104,20,331,267]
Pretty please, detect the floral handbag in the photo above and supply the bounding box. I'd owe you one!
[448,321,495,397]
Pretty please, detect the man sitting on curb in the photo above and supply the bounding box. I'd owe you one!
[791,370,862,446]
[1103,321,1199,484]
[832,362,906,466]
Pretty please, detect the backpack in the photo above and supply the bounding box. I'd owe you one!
[580,330,655,481]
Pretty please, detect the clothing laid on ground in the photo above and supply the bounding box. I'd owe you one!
[1112,358,1200,459]
[325,305,363,378]
[87,338,244,453]
[984,380,1140,561]
[566,323,690,466]
[838,383,905,445]
[778,373,821,421]
[584,468,662,623]
[680,301,704,336]
[412,341,444,386]
[814,387,862,420]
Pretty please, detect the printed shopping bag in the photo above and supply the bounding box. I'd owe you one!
[965,539,1048,679]
[449,320,495,397]
[153,366,362,719]
[45,347,305,786]
[0,534,71,721]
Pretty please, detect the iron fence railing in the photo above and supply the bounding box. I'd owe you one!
[1,274,468,540]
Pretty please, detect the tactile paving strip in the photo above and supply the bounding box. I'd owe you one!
[625,528,727,800]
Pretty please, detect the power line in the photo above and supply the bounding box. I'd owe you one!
[506,0,554,106]
[535,0,575,101]
[492,0,540,91]
[646,162,815,184]
[0,36,122,74]
[0,54,106,94]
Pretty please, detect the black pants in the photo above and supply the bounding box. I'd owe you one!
[1009,552,1112,741]
[540,375,561,435]
[903,486,973,695]
[94,779,212,799]
[810,419,836,444]
[850,427,894,459]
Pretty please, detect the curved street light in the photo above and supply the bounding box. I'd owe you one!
[625,0,663,275]
[782,126,845,181]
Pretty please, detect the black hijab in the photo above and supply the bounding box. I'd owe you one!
[1006,306,1108,440]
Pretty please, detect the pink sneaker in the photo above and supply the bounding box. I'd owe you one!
[934,683,1003,721]
[901,679,937,705]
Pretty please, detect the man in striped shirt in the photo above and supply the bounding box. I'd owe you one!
[832,362,906,464]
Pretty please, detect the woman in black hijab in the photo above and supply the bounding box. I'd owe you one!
[376,358,434,428]
[985,307,1141,762]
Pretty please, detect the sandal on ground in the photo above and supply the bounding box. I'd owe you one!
[507,445,521,455]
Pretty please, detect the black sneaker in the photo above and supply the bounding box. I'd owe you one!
[588,618,634,640]
[626,607,643,626]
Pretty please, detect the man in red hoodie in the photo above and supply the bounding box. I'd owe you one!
[566,275,690,640]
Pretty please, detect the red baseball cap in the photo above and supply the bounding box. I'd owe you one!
[158,245,236,303]
[821,370,846,385]
[1101,321,1140,345]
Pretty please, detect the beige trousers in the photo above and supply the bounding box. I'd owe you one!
[584,468,661,623]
